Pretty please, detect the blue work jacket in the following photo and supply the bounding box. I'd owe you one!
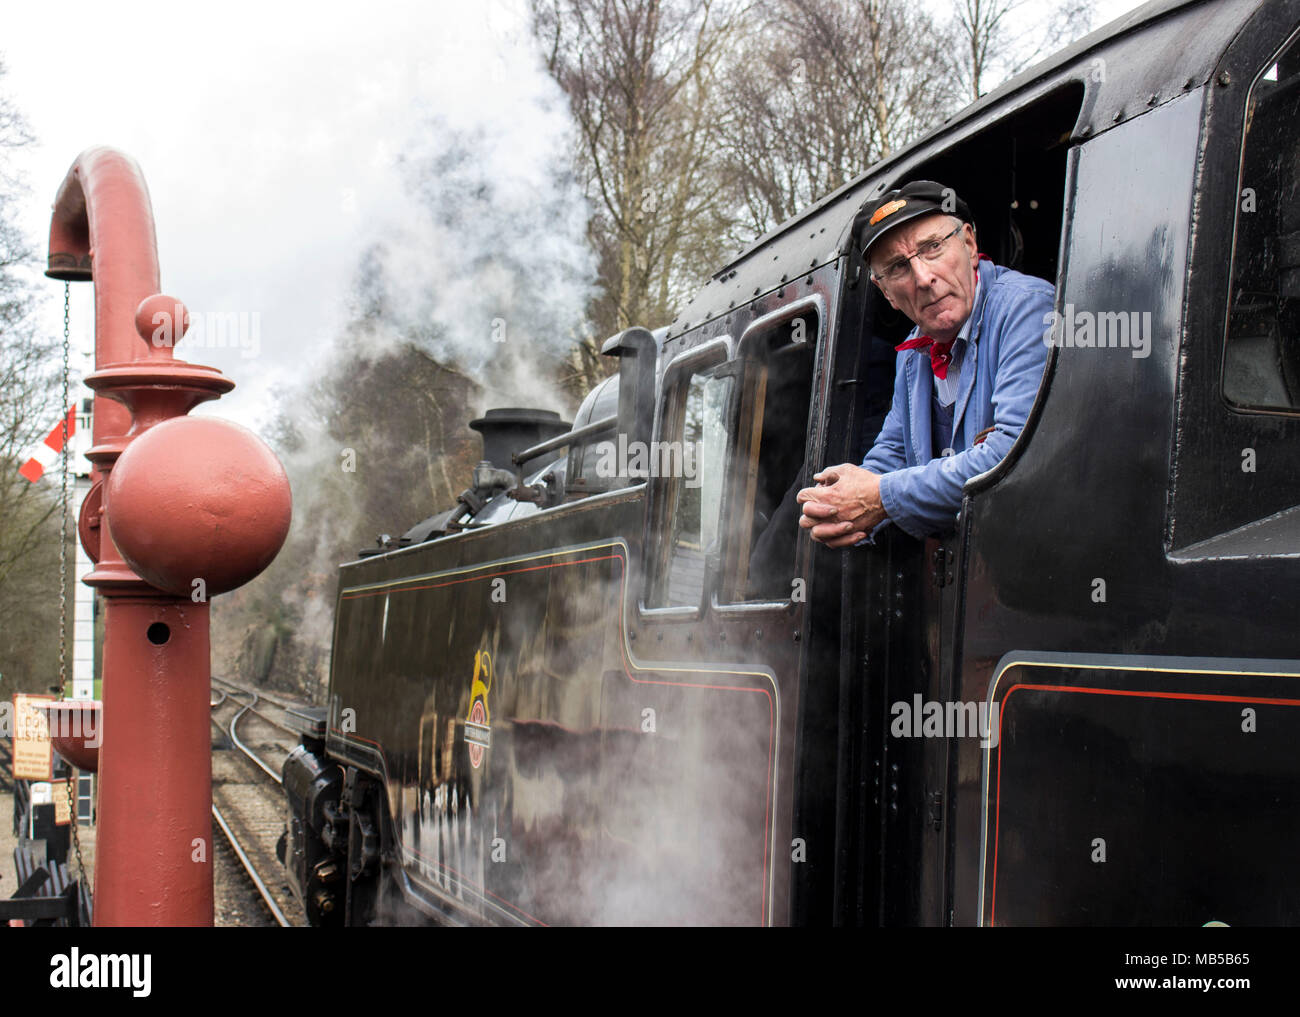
[861,258,1055,539]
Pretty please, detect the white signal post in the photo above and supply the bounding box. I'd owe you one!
[70,399,95,703]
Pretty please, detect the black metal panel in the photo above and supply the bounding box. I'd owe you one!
[981,655,1300,926]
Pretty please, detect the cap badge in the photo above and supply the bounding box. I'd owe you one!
[869,198,907,226]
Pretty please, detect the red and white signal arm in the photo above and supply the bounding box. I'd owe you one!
[16,406,76,484]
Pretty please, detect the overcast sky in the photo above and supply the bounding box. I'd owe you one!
[3,0,577,431]
[3,0,1146,434]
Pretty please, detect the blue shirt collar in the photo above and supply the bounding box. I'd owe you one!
[955,267,982,350]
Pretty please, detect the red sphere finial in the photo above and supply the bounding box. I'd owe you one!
[107,416,292,597]
[135,293,190,358]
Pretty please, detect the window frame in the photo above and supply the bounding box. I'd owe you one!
[713,294,826,613]
[1219,23,1300,417]
[640,337,733,619]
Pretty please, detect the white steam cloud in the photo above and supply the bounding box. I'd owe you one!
[350,118,596,411]
[3,0,594,431]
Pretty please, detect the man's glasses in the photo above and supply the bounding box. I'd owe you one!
[871,224,964,284]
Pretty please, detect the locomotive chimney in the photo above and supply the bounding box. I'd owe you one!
[469,408,569,472]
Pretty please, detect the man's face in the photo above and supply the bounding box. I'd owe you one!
[869,213,979,343]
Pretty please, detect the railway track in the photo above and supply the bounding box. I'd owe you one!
[209,675,310,928]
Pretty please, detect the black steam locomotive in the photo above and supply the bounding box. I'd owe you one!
[280,0,1300,925]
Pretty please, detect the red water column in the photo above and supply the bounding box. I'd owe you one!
[86,295,291,926]
[48,144,291,926]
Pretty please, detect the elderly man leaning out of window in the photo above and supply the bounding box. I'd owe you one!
[798,179,1055,546]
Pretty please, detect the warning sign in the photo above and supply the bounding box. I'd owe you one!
[52,779,71,826]
[12,694,54,781]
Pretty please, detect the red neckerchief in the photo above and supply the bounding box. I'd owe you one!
[894,334,953,379]
[893,254,990,381]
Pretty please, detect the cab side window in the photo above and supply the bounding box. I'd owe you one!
[648,353,732,609]
[726,313,818,603]
[1224,35,1300,412]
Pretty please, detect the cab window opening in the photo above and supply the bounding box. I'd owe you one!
[727,315,818,603]
[832,83,1082,480]
[648,355,733,610]
[1223,33,1300,413]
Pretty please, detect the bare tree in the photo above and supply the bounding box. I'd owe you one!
[0,58,63,695]
[717,0,962,240]
[952,0,1095,101]
[531,0,744,370]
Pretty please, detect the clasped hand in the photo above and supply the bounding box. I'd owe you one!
[797,464,887,548]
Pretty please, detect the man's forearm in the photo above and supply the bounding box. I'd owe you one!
[876,430,1013,538]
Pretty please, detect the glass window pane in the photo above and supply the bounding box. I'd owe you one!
[732,326,816,602]
[664,371,731,608]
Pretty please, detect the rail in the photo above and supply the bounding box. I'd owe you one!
[211,803,291,927]
[209,676,300,783]
[208,675,305,926]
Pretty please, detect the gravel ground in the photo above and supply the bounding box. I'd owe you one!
[213,810,279,927]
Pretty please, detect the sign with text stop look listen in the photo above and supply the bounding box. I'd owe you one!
[12,694,55,781]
